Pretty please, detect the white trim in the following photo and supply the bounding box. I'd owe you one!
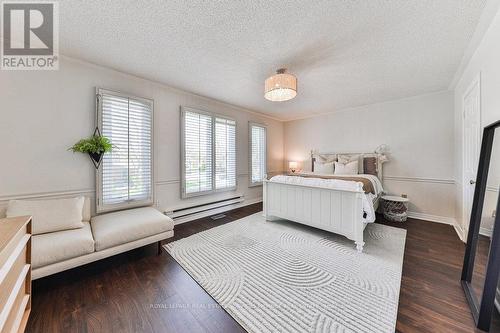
[480,227,493,237]
[0,171,283,203]
[384,176,455,185]
[487,185,499,192]
[180,106,238,198]
[407,211,466,242]
[0,188,94,201]
[455,224,495,243]
[172,197,263,226]
[454,223,467,243]
[96,88,155,214]
[407,211,457,225]
[461,73,481,240]
[248,122,267,187]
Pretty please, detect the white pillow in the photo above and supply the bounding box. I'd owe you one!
[313,161,334,174]
[338,154,364,173]
[7,196,85,235]
[334,161,359,175]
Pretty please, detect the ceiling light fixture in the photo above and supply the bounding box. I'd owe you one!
[264,68,297,102]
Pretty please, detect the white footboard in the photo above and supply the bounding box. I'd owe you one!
[263,180,366,252]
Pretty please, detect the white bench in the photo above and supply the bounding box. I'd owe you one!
[6,197,174,279]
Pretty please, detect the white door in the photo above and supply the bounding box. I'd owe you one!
[463,74,481,234]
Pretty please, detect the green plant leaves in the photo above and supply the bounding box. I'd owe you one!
[69,135,114,154]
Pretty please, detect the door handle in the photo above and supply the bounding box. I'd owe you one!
[470,180,476,185]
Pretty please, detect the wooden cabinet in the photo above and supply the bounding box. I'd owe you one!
[0,216,32,333]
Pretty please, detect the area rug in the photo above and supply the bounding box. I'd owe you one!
[164,213,406,333]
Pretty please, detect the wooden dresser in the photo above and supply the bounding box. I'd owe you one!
[0,216,32,333]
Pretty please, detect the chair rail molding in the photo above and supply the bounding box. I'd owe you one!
[0,188,95,202]
[384,175,455,185]
[487,185,499,192]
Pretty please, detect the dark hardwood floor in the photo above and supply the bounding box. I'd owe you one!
[26,203,499,332]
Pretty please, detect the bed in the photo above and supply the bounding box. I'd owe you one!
[263,151,387,252]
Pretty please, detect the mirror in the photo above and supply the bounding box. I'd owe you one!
[462,120,500,332]
[471,128,499,322]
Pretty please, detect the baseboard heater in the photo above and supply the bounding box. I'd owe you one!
[165,195,245,220]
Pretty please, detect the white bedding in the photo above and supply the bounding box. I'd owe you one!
[269,174,384,223]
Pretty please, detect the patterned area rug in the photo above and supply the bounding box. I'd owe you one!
[164,213,406,333]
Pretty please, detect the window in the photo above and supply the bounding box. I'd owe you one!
[249,123,267,185]
[183,111,213,195]
[97,89,153,213]
[181,107,236,197]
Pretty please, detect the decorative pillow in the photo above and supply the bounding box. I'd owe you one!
[334,161,359,175]
[313,161,334,174]
[316,154,337,163]
[7,196,85,235]
[338,154,364,173]
[363,157,378,176]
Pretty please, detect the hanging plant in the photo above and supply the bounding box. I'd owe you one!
[69,130,114,169]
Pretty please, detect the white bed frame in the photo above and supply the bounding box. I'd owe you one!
[263,151,387,253]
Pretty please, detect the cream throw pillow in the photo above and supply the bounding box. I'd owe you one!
[334,161,359,175]
[313,161,334,174]
[338,154,364,173]
[7,196,85,235]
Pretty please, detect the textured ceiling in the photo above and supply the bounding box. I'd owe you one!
[59,0,486,121]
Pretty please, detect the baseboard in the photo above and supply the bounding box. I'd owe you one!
[172,197,262,225]
[480,227,493,237]
[407,211,456,225]
[454,224,467,242]
[407,211,467,242]
[451,225,494,243]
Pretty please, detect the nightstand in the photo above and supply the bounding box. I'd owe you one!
[381,195,409,222]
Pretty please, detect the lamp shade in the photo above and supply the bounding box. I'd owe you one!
[265,68,297,102]
[289,161,298,169]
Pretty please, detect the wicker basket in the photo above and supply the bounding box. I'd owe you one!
[382,196,409,222]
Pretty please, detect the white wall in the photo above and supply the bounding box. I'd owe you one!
[0,57,284,216]
[453,7,500,238]
[284,91,456,221]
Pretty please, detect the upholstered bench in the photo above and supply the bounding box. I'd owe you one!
[5,197,174,279]
[91,207,174,251]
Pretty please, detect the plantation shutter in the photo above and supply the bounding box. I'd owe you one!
[181,108,237,197]
[98,89,153,212]
[183,111,213,195]
[250,124,266,184]
[215,117,236,190]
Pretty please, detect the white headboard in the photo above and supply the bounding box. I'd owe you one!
[310,150,388,182]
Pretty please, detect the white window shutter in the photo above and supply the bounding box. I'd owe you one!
[184,111,213,195]
[98,89,153,212]
[250,124,267,184]
[215,118,236,190]
[181,108,237,197]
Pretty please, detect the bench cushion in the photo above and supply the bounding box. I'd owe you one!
[7,196,85,235]
[91,207,174,251]
[32,222,94,268]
